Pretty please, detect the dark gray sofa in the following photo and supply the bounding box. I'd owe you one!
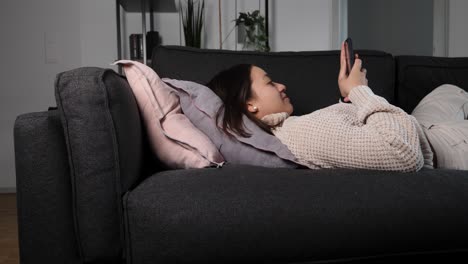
[14,45,468,264]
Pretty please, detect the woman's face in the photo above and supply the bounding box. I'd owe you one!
[247,66,293,118]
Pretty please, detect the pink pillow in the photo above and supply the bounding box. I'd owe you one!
[113,60,224,169]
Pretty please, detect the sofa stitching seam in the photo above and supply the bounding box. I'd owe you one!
[99,69,126,260]
[54,73,86,260]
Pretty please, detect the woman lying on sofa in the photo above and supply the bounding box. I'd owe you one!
[206,42,468,172]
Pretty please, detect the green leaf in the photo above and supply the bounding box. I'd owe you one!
[180,0,204,47]
[234,9,269,52]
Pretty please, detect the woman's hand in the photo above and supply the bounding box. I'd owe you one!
[338,41,368,102]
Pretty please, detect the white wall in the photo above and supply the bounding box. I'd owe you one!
[348,0,434,56]
[347,0,468,57]
[0,0,82,191]
[0,0,117,191]
[80,0,118,70]
[448,0,468,57]
[271,0,333,51]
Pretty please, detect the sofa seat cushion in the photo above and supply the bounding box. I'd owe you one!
[123,165,468,264]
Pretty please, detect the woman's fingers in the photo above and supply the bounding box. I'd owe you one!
[351,58,362,74]
[361,68,368,86]
[338,42,347,80]
[361,66,367,79]
[341,41,347,62]
[361,68,367,78]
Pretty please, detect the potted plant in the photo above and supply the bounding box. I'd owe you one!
[234,10,270,52]
[180,0,205,48]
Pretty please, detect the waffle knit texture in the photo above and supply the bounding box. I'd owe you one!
[262,86,433,172]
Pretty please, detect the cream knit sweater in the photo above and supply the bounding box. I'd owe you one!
[262,86,433,172]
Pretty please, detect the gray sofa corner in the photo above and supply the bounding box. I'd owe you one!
[14,45,468,264]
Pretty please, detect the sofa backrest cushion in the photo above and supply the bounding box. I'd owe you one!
[55,67,145,262]
[396,55,468,113]
[164,79,300,168]
[152,46,395,116]
[114,60,225,169]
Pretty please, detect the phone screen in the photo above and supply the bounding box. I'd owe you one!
[345,38,354,75]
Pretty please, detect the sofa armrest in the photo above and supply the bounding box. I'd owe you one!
[14,110,80,264]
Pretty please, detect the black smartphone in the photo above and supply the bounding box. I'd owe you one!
[344,37,355,75]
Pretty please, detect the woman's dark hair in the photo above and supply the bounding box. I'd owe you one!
[206,64,273,137]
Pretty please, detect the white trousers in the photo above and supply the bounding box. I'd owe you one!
[411,84,468,170]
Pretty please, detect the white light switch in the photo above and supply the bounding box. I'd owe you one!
[44,32,60,64]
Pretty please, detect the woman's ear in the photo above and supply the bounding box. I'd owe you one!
[247,103,258,113]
